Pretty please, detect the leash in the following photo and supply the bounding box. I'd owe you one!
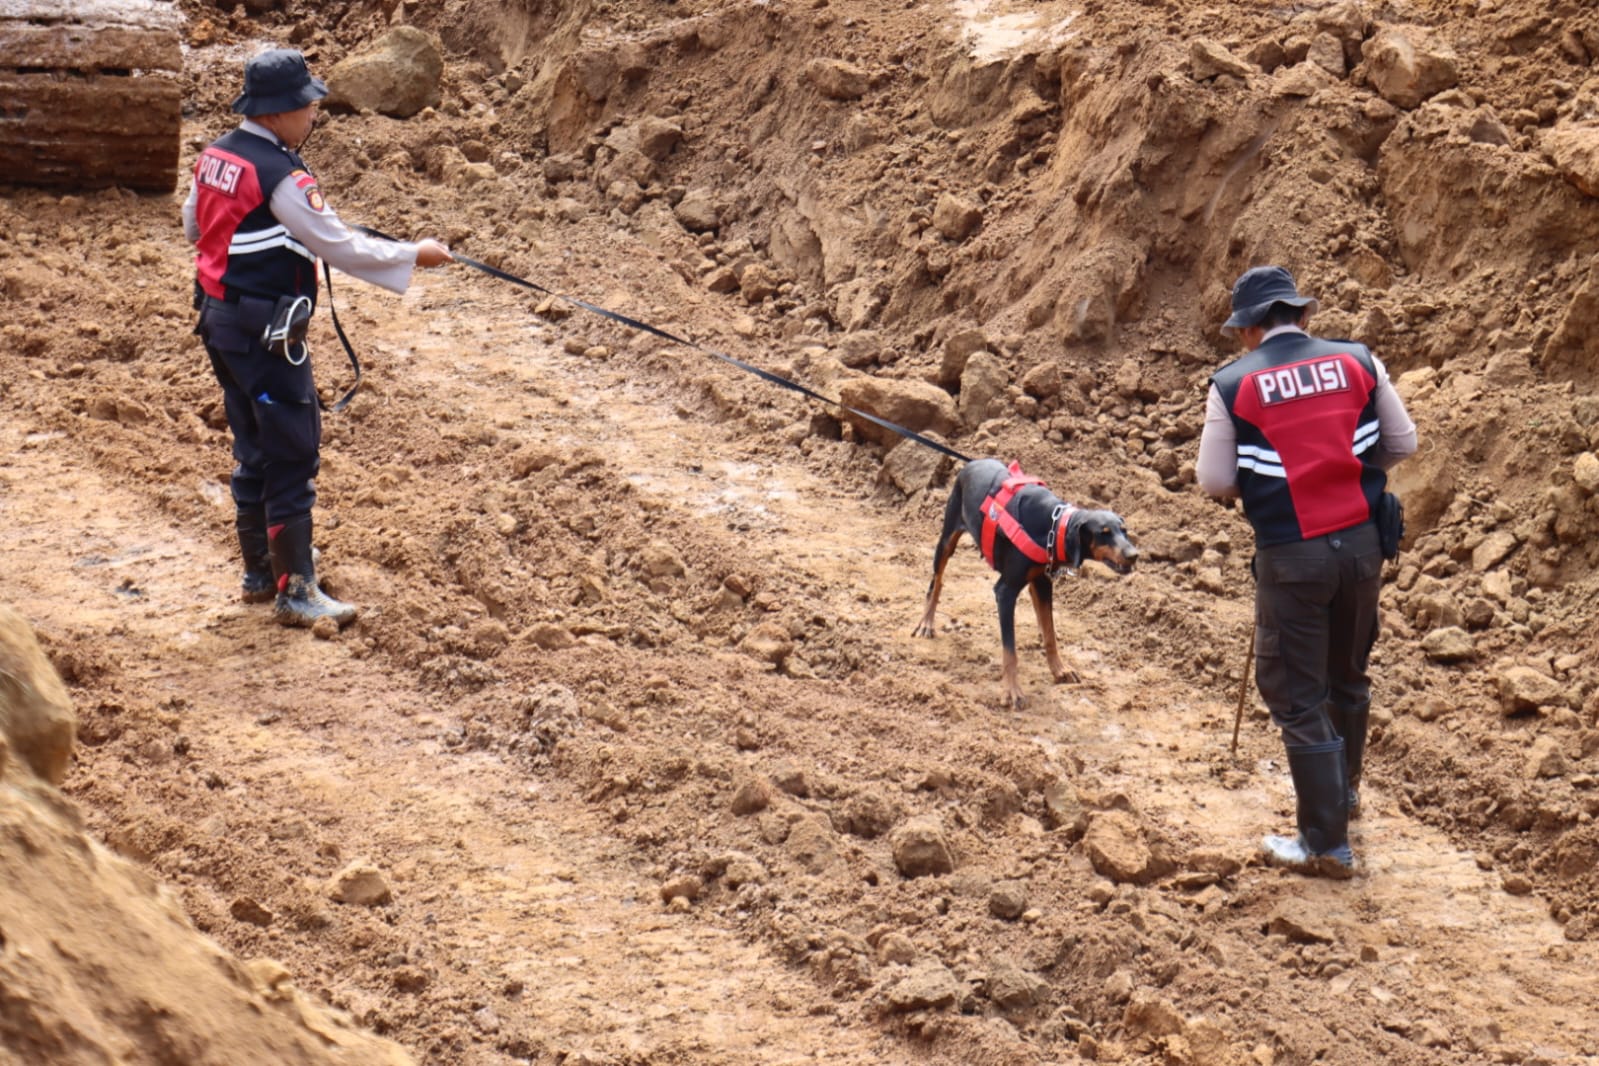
[318,259,361,413]
[355,226,974,465]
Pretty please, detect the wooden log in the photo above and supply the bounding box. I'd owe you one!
[0,0,181,69]
[0,1,182,190]
[0,73,180,190]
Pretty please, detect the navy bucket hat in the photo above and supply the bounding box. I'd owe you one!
[232,49,328,117]
[1221,265,1319,336]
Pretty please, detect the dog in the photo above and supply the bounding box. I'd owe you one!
[913,458,1139,708]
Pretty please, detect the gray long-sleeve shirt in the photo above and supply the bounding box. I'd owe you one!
[183,119,420,294]
[1195,326,1418,499]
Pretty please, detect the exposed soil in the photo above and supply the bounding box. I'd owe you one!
[4,0,1599,1063]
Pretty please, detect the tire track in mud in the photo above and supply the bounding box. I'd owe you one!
[0,402,938,1065]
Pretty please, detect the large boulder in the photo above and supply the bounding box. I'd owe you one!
[836,376,959,446]
[324,26,443,118]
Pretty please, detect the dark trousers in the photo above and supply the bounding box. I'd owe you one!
[197,298,321,522]
[1253,522,1382,748]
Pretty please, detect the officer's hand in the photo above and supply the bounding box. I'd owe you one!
[415,239,453,268]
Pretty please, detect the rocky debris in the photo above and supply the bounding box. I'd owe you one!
[988,880,1028,920]
[1083,810,1171,885]
[730,775,773,815]
[328,860,393,906]
[0,605,76,784]
[1190,39,1255,81]
[1495,665,1563,715]
[721,852,768,889]
[1572,452,1599,495]
[890,815,955,878]
[787,814,845,874]
[1544,125,1599,200]
[986,958,1047,1010]
[932,193,983,241]
[674,188,721,233]
[837,789,899,839]
[1042,778,1090,837]
[1019,360,1063,400]
[324,26,443,118]
[659,874,702,904]
[1266,899,1336,944]
[638,541,687,580]
[1421,626,1475,663]
[885,961,961,1012]
[739,622,793,668]
[836,376,959,446]
[958,351,1009,426]
[1124,991,1186,1042]
[230,896,275,927]
[1524,735,1567,780]
[804,58,870,101]
[938,327,989,388]
[882,436,948,495]
[1472,531,1519,572]
[1364,26,1459,109]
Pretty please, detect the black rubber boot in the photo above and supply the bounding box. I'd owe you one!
[268,514,357,629]
[236,506,276,603]
[1332,702,1370,820]
[1262,739,1354,879]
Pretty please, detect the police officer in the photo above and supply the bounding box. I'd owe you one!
[1197,266,1417,878]
[183,49,452,628]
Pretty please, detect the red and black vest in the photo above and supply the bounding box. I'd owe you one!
[1211,333,1387,547]
[191,128,319,303]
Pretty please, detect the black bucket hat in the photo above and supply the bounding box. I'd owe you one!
[231,49,328,117]
[1221,265,1319,335]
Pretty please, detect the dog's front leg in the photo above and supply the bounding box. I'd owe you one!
[995,580,1026,710]
[914,530,963,638]
[1029,576,1079,685]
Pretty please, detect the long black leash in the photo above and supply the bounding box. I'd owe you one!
[354,225,974,465]
[319,260,361,413]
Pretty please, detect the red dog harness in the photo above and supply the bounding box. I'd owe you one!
[979,462,1076,571]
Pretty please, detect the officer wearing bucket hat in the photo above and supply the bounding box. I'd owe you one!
[183,49,453,630]
[1197,266,1417,878]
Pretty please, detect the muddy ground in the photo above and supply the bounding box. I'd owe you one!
[4,0,1599,1063]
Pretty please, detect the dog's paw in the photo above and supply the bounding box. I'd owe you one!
[1052,668,1080,685]
[912,620,935,638]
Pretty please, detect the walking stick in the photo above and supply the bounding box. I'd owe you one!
[1229,619,1255,759]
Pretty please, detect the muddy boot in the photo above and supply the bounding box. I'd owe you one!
[268,514,357,629]
[1331,702,1370,821]
[236,506,276,603]
[1262,739,1354,879]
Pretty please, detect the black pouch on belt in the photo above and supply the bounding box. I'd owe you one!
[262,294,313,360]
[1376,491,1405,560]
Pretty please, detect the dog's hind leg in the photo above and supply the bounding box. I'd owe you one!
[995,580,1025,709]
[1029,576,1079,685]
[914,528,963,637]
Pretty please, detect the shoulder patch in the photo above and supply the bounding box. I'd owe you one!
[292,169,326,212]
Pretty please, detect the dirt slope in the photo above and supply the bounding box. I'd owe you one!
[3,0,1599,1063]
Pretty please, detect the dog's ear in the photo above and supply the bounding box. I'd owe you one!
[1066,510,1086,569]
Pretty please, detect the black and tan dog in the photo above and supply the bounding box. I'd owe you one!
[914,458,1139,708]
